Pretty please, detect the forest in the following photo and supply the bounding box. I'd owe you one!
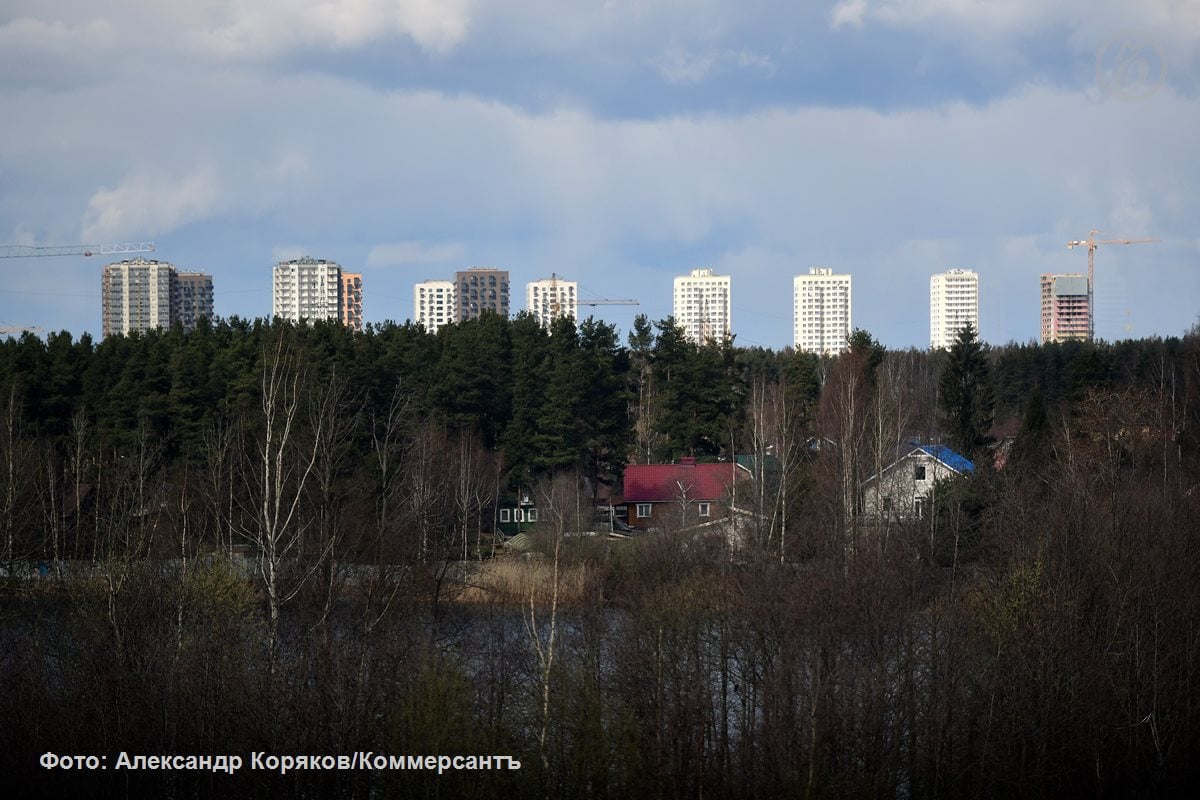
[2,312,1199,798]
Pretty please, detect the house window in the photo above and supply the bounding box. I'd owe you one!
[913,464,927,481]
[698,502,711,518]
[914,496,928,519]
[527,508,538,523]
[882,497,893,515]
[499,508,510,523]
[636,503,652,518]
[514,509,525,522]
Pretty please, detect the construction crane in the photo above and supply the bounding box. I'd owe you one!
[0,242,155,259]
[1066,230,1158,340]
[546,273,638,321]
[578,297,639,307]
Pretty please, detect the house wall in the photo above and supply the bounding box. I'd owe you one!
[862,453,961,521]
[628,499,727,530]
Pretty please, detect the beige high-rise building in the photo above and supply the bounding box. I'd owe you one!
[414,280,456,334]
[455,268,510,322]
[794,267,852,355]
[527,276,578,330]
[1040,273,1090,344]
[101,259,212,338]
[673,268,731,344]
[930,268,979,349]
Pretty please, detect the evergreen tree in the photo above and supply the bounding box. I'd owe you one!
[938,322,994,460]
[781,349,822,427]
[1010,387,1050,468]
[531,316,587,472]
[500,313,550,488]
[577,317,632,494]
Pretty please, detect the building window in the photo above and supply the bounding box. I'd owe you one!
[514,509,525,522]
[914,464,927,481]
[636,503,651,518]
[698,502,711,518]
[914,496,929,519]
[500,508,511,523]
[527,509,538,523]
[882,497,893,515]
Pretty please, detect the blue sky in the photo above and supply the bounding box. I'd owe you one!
[2,0,1198,349]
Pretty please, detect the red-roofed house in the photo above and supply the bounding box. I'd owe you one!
[622,457,750,529]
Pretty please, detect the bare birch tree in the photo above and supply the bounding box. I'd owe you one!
[524,473,577,789]
[0,383,34,571]
[237,333,324,675]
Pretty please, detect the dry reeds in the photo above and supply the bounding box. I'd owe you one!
[456,556,589,606]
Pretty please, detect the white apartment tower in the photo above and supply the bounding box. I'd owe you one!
[273,258,343,324]
[930,268,980,350]
[526,276,578,330]
[793,267,852,355]
[414,280,456,334]
[101,259,213,338]
[673,268,731,345]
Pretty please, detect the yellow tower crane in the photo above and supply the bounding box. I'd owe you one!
[1066,230,1158,341]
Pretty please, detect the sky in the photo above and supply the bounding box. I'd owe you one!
[1,0,1198,350]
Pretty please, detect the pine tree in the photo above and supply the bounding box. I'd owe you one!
[531,316,587,472]
[938,323,994,460]
[500,313,550,488]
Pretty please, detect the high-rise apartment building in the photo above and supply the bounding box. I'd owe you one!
[454,268,510,322]
[526,276,578,330]
[930,268,979,350]
[101,259,213,338]
[340,272,363,332]
[173,271,214,332]
[673,268,731,344]
[1040,273,1090,344]
[414,280,456,334]
[793,267,852,355]
[273,258,341,324]
[273,257,362,329]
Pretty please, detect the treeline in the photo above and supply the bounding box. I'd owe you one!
[1,316,1200,797]
[1,313,1194,481]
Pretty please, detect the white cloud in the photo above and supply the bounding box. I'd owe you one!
[199,0,474,57]
[366,241,467,266]
[650,45,777,84]
[829,0,868,30]
[829,0,1200,54]
[81,167,221,241]
[0,17,119,87]
[651,46,719,85]
[0,17,116,49]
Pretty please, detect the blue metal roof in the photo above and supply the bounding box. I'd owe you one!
[916,444,975,473]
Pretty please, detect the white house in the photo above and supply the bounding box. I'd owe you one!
[861,444,974,521]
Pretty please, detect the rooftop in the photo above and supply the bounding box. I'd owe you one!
[623,458,745,503]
